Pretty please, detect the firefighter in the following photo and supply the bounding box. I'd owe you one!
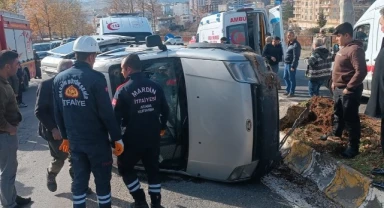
[52,36,124,208]
[112,53,170,208]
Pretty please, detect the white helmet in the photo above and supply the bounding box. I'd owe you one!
[73,36,101,53]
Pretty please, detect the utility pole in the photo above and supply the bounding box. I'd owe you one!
[339,0,355,25]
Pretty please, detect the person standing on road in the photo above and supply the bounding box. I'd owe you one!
[283,31,301,97]
[0,50,32,208]
[365,8,384,155]
[16,62,27,108]
[33,50,42,79]
[52,36,124,208]
[263,36,283,74]
[320,22,367,158]
[113,54,170,208]
[220,37,228,44]
[35,59,84,193]
[305,38,332,97]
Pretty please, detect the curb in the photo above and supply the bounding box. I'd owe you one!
[280,132,384,208]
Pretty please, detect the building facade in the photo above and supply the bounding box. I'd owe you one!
[290,0,372,29]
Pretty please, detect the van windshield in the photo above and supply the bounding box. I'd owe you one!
[49,41,75,56]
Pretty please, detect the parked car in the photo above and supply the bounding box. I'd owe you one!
[93,35,280,183]
[41,35,137,76]
[164,36,184,45]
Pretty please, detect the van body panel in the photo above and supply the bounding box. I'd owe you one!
[354,0,384,97]
[181,58,254,180]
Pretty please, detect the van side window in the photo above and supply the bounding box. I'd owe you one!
[354,24,370,51]
[226,24,247,46]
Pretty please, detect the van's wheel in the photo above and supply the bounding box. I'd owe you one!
[23,69,30,92]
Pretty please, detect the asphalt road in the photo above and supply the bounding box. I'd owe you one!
[12,67,340,208]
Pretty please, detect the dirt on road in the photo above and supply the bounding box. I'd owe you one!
[280,96,384,179]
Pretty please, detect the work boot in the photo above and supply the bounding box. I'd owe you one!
[341,146,359,159]
[16,195,31,206]
[130,189,148,208]
[130,201,149,208]
[46,170,57,192]
[150,194,163,208]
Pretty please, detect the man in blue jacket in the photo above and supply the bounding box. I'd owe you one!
[52,36,124,208]
[113,53,169,208]
[283,31,302,97]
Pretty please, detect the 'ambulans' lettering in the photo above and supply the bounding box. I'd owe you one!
[131,87,156,97]
[230,17,247,23]
[58,78,89,107]
[134,96,157,104]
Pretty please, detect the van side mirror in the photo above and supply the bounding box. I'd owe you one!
[146,35,167,51]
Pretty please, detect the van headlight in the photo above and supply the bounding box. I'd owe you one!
[224,61,259,84]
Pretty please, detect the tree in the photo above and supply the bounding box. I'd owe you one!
[0,0,18,12]
[109,0,136,13]
[317,10,327,28]
[282,2,294,24]
[23,0,94,39]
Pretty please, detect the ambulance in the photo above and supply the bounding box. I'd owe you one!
[0,11,36,89]
[196,5,285,54]
[97,13,153,42]
[352,0,384,97]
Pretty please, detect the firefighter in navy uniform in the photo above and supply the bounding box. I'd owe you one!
[113,54,170,208]
[52,36,124,208]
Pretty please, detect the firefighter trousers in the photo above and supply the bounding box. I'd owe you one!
[70,142,113,208]
[117,146,161,205]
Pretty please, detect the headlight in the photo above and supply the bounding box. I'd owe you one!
[224,61,259,84]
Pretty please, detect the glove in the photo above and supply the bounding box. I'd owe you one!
[113,139,124,156]
[160,130,166,137]
[59,139,70,153]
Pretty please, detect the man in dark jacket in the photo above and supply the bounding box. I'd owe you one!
[321,22,367,158]
[365,8,384,154]
[53,36,124,208]
[283,31,301,97]
[262,36,283,73]
[16,63,27,108]
[35,59,74,192]
[113,54,169,208]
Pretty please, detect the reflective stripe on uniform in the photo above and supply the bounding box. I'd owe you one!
[148,184,161,193]
[127,179,141,193]
[97,193,111,204]
[73,193,86,205]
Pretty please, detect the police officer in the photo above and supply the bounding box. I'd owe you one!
[113,54,169,208]
[52,36,124,208]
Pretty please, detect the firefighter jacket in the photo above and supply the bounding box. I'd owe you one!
[53,61,121,145]
[112,72,170,148]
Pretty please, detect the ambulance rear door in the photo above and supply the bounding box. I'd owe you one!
[223,12,248,46]
[269,5,286,52]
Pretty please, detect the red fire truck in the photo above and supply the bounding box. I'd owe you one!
[0,10,36,88]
